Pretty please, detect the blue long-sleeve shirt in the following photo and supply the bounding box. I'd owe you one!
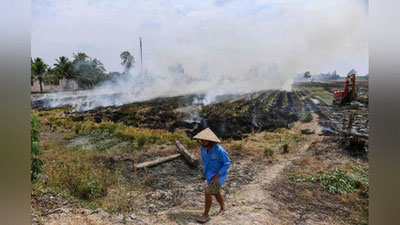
[201,144,231,185]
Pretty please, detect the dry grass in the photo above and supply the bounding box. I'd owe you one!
[296,189,313,200]
[36,138,164,214]
[43,147,118,200]
[223,122,307,159]
[33,108,198,215]
[98,187,146,213]
[292,155,325,174]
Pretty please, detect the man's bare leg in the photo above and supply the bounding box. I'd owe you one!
[215,191,226,215]
[203,189,212,218]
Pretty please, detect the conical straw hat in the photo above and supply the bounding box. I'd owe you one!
[193,128,221,143]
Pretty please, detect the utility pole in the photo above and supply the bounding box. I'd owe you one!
[139,37,143,74]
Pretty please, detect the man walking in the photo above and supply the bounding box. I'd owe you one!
[193,128,231,223]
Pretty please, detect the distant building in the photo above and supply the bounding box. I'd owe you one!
[31,79,78,92]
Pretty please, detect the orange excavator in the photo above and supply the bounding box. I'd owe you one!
[333,73,357,105]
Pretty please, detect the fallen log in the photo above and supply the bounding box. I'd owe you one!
[175,140,199,167]
[134,153,181,169]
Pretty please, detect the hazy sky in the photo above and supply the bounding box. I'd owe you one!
[32,0,368,77]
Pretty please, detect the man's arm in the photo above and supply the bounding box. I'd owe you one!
[211,150,230,184]
[218,150,231,176]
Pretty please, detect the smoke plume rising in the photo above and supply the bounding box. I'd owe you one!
[31,0,368,110]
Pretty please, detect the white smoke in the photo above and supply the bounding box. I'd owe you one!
[32,0,368,110]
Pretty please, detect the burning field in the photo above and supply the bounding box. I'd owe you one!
[31,81,369,225]
[32,89,306,140]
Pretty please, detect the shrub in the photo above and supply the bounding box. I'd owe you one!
[148,134,161,143]
[264,147,274,157]
[90,129,113,142]
[73,176,106,200]
[31,113,43,182]
[74,122,82,134]
[99,122,119,133]
[63,118,74,129]
[282,143,289,153]
[81,120,98,133]
[183,137,197,149]
[48,155,116,200]
[54,119,64,127]
[47,115,56,124]
[137,134,147,149]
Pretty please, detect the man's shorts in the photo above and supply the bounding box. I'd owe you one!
[207,182,221,195]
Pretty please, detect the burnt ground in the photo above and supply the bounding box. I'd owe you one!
[33,90,306,140]
[293,81,369,159]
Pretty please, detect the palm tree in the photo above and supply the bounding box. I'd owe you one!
[303,71,311,82]
[54,56,74,80]
[31,57,48,93]
[73,52,89,62]
[120,51,134,72]
[75,58,107,88]
[44,67,60,85]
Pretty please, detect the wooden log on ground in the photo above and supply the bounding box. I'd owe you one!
[175,140,199,167]
[134,153,181,169]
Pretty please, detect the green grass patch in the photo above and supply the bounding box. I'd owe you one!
[306,87,334,105]
[288,164,369,195]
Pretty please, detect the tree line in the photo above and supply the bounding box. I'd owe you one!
[31,51,135,92]
[295,69,368,82]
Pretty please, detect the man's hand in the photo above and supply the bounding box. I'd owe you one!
[211,173,220,185]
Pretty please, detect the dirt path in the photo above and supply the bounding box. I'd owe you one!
[203,114,321,225]
[155,114,323,225]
